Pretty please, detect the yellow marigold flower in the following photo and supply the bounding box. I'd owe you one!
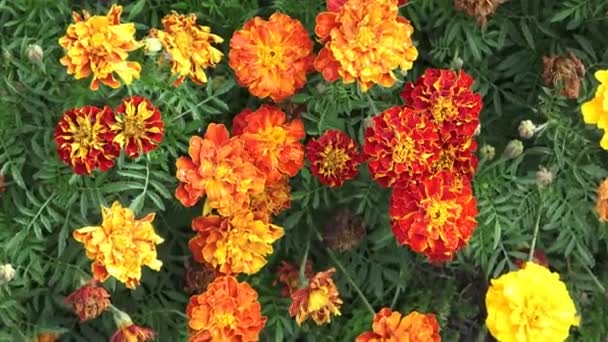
[485,262,580,342]
[289,268,342,325]
[58,5,141,90]
[314,0,418,91]
[73,202,164,289]
[581,70,608,150]
[151,11,223,87]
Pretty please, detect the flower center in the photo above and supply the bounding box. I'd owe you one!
[308,289,329,312]
[259,45,284,69]
[215,312,236,329]
[434,148,455,171]
[73,117,97,148]
[431,97,458,123]
[319,145,349,176]
[122,115,146,138]
[355,27,375,49]
[392,137,415,164]
[175,31,193,52]
[424,199,456,227]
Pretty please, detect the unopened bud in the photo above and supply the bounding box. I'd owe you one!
[26,44,43,63]
[315,83,327,94]
[518,120,537,139]
[503,139,524,159]
[142,38,162,56]
[0,264,16,284]
[479,144,495,160]
[363,117,374,130]
[536,166,553,187]
[474,124,481,136]
[451,57,464,70]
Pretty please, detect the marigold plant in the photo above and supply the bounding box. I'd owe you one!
[64,281,110,322]
[306,129,363,188]
[111,96,165,158]
[289,268,343,325]
[356,308,441,342]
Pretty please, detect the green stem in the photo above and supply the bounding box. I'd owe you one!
[528,200,543,262]
[582,263,607,295]
[298,239,311,287]
[326,248,375,315]
[366,93,380,116]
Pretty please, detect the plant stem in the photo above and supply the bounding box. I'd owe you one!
[528,201,543,262]
[582,263,607,295]
[326,248,375,315]
[298,239,310,287]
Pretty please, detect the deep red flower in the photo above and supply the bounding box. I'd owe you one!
[306,129,362,188]
[64,281,110,322]
[111,96,164,158]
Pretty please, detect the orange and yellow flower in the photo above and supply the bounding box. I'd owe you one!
[327,0,406,11]
[250,176,292,222]
[356,308,441,342]
[111,96,165,158]
[596,178,608,222]
[35,332,62,342]
[581,70,608,150]
[187,276,267,341]
[73,202,164,289]
[110,323,156,342]
[64,281,111,322]
[390,171,477,262]
[364,106,440,188]
[314,0,418,91]
[275,260,313,297]
[289,268,342,325]
[306,129,363,188]
[433,140,478,177]
[188,212,284,275]
[59,5,141,90]
[229,13,314,102]
[54,106,119,175]
[175,124,265,215]
[151,11,223,87]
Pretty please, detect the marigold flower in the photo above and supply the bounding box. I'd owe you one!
[454,0,503,28]
[390,171,477,262]
[250,176,292,222]
[327,0,406,11]
[581,70,608,150]
[356,308,441,342]
[595,178,608,222]
[289,268,342,325]
[175,124,265,215]
[35,332,62,342]
[485,262,580,342]
[110,323,156,342]
[111,96,164,158]
[189,212,284,275]
[275,260,313,297]
[65,281,111,322]
[59,5,141,90]
[187,276,267,341]
[364,106,440,188]
[542,53,585,99]
[54,106,119,175]
[73,202,164,289]
[229,13,314,102]
[432,140,478,177]
[314,0,418,91]
[150,11,223,86]
[307,129,363,188]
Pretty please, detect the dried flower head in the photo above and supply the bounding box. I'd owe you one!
[275,260,313,297]
[536,166,553,187]
[323,209,367,252]
[596,178,608,222]
[65,281,111,322]
[184,260,217,295]
[542,53,585,99]
[454,0,504,28]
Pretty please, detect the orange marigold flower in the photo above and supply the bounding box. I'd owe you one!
[327,0,406,11]
[274,260,313,297]
[356,308,441,342]
[59,5,141,90]
[187,276,267,341]
[314,0,418,91]
[596,178,608,222]
[110,323,156,342]
[175,124,265,215]
[363,106,440,188]
[250,176,292,222]
[64,281,111,322]
[150,11,223,87]
[73,202,164,289]
[54,106,119,175]
[307,129,363,188]
[238,105,305,184]
[390,171,478,262]
[189,212,284,275]
[111,96,165,158]
[35,332,62,342]
[289,268,342,325]
[229,13,314,102]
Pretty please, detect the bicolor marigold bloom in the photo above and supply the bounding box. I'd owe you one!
[432,140,478,177]
[73,202,164,289]
[54,106,119,175]
[229,13,314,102]
[189,212,284,275]
[486,262,580,342]
[306,129,362,188]
[356,308,441,342]
[289,268,342,325]
[275,260,313,297]
[187,276,267,341]
[64,281,111,322]
[110,323,156,342]
[150,11,223,86]
[595,178,608,222]
[111,96,164,158]
[364,106,440,188]
[250,176,292,222]
[59,5,141,90]
[390,171,477,262]
[581,70,608,150]
[401,68,482,140]
[237,105,305,184]
[314,0,418,91]
[175,124,265,215]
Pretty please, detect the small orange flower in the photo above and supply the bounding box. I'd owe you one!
[54,106,119,175]
[250,176,292,222]
[111,96,165,158]
[189,212,284,275]
[229,13,314,102]
[187,276,267,341]
[59,5,141,90]
[274,260,313,297]
[327,0,406,11]
[110,323,156,342]
[307,129,363,188]
[596,178,608,222]
[289,268,342,325]
[390,171,477,262]
[150,11,223,86]
[35,332,62,342]
[65,281,111,322]
[356,308,441,342]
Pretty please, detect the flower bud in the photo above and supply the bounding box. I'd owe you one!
[451,57,464,70]
[473,124,481,136]
[503,139,524,159]
[26,44,44,63]
[142,37,162,56]
[518,120,536,139]
[480,144,496,160]
[0,264,16,284]
[536,167,553,187]
[315,82,327,94]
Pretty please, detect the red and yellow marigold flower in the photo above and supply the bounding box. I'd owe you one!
[250,176,292,222]
[581,70,608,150]
[390,171,477,262]
[314,0,418,91]
[54,106,119,175]
[229,13,314,102]
[150,11,223,87]
[275,260,313,297]
[73,202,164,289]
[59,5,141,90]
[111,96,164,158]
[306,129,363,188]
[187,276,267,341]
[175,124,265,215]
[110,323,156,342]
[188,212,284,275]
[433,140,478,177]
[64,281,111,322]
[364,106,440,187]
[356,308,441,342]
[289,268,342,325]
